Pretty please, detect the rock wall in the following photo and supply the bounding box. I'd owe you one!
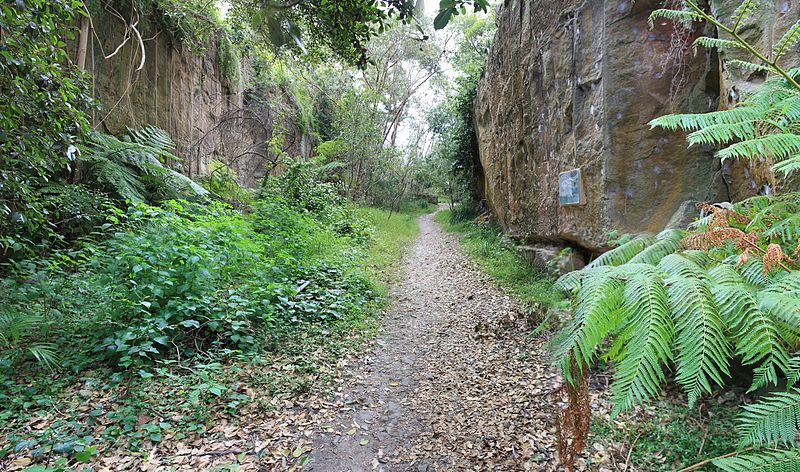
[81,9,312,186]
[474,0,798,253]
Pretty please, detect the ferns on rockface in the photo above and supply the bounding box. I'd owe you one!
[80,125,208,204]
[649,1,800,178]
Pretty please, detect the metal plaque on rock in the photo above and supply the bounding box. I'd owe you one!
[558,169,584,206]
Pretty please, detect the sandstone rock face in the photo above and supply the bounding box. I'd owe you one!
[474,0,797,252]
[82,11,312,186]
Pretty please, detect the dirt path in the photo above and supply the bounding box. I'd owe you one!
[307,213,566,471]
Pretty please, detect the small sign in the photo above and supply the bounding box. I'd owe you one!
[559,169,584,206]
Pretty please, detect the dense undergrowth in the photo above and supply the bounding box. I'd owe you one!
[0,162,428,467]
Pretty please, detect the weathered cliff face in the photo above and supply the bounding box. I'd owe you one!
[82,10,312,186]
[474,0,797,253]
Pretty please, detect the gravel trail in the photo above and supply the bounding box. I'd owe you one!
[307,212,566,471]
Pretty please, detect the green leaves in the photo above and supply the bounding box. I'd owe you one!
[80,127,209,205]
[714,449,800,471]
[773,20,800,61]
[611,266,674,413]
[731,0,761,31]
[668,275,730,406]
[738,389,800,446]
[648,8,704,29]
[433,1,490,29]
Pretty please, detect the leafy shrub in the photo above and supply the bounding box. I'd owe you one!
[262,160,374,243]
[1,192,378,370]
[0,0,92,260]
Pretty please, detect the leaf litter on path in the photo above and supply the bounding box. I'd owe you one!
[306,213,615,471]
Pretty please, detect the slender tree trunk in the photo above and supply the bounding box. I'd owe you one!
[76,14,90,70]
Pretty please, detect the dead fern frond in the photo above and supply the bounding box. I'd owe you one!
[554,356,590,472]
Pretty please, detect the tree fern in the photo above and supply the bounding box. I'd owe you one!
[714,449,800,472]
[80,127,208,204]
[610,265,674,413]
[773,19,800,61]
[585,235,656,269]
[668,275,731,406]
[738,389,800,446]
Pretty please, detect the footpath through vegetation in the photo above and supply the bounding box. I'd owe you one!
[308,211,563,471]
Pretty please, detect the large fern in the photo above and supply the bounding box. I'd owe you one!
[80,127,208,204]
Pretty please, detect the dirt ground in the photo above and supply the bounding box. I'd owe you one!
[307,212,583,471]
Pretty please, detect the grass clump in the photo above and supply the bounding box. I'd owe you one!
[590,393,739,471]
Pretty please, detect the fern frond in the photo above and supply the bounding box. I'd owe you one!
[711,270,789,390]
[774,20,800,61]
[689,212,715,231]
[772,156,800,176]
[553,269,625,383]
[27,343,59,368]
[731,0,760,31]
[81,155,149,203]
[717,134,800,162]
[648,8,704,29]
[554,265,617,295]
[658,253,709,279]
[726,59,772,74]
[125,125,178,156]
[788,353,800,385]
[668,276,731,405]
[686,120,759,146]
[739,258,770,287]
[611,266,674,413]
[776,92,800,122]
[650,106,765,132]
[680,249,715,267]
[694,36,746,51]
[586,235,656,269]
[738,389,800,446]
[714,449,800,471]
[628,230,685,265]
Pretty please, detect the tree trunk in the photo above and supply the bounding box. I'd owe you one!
[76,14,90,70]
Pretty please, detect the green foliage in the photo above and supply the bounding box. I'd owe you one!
[149,0,223,53]
[715,449,800,471]
[0,183,423,466]
[591,395,740,471]
[0,0,92,260]
[199,160,253,208]
[737,388,800,447]
[230,0,487,67]
[263,160,374,243]
[218,33,242,90]
[80,126,209,204]
[650,1,800,177]
[433,0,490,30]
[554,193,800,469]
